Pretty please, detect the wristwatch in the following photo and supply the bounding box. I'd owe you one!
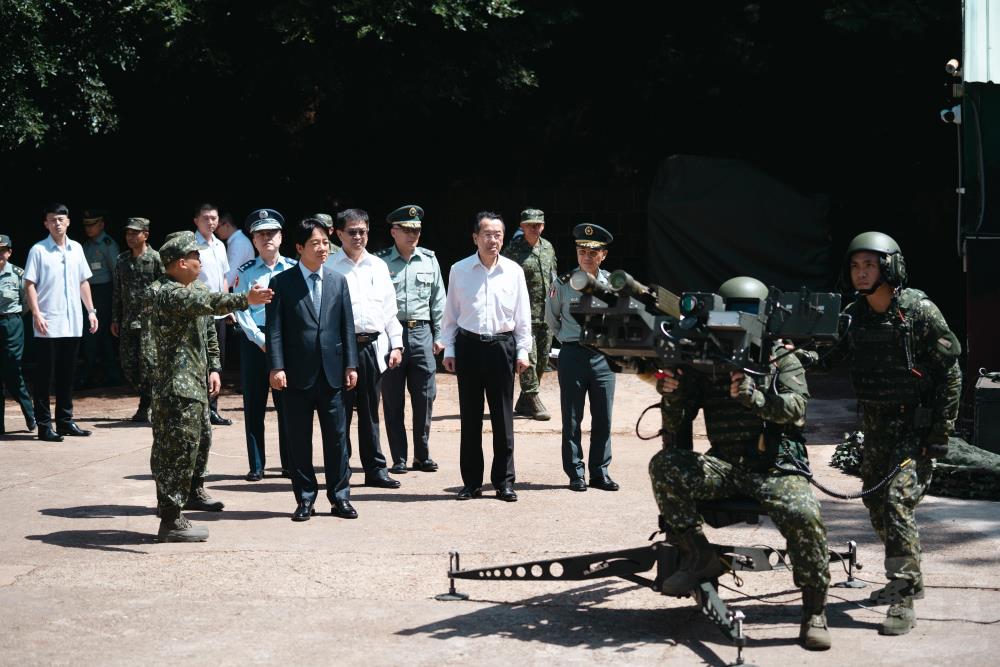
[87,308,97,315]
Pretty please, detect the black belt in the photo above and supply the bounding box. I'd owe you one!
[400,319,430,329]
[356,331,381,344]
[0,312,21,319]
[459,328,513,343]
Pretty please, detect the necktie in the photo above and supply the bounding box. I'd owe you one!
[310,272,322,312]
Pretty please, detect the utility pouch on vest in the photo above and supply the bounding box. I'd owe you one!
[745,423,781,472]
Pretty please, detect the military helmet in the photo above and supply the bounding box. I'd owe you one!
[718,276,767,314]
[718,276,768,300]
[843,231,907,288]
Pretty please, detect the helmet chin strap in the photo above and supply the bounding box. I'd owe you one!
[855,275,884,296]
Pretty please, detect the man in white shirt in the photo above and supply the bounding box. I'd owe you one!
[216,211,255,287]
[192,203,233,425]
[441,212,531,502]
[328,209,404,489]
[23,203,100,442]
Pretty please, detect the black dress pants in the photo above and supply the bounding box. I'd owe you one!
[455,331,516,490]
[343,341,388,475]
[282,370,351,505]
[33,336,81,429]
[239,334,289,474]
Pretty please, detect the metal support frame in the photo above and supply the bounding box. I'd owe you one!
[833,540,867,589]
[436,538,859,664]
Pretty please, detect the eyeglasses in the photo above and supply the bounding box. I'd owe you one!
[344,228,368,237]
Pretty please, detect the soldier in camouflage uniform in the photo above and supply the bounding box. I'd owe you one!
[111,218,164,423]
[502,208,557,420]
[149,232,272,542]
[841,232,962,636]
[649,277,832,651]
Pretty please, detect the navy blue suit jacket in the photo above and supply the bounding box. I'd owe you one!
[266,264,358,390]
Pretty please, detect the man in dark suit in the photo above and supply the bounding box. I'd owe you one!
[266,218,359,521]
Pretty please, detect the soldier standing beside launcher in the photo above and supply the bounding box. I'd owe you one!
[545,223,619,492]
[649,277,832,651]
[150,232,272,542]
[840,232,961,636]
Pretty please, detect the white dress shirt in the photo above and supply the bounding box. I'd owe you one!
[23,236,93,338]
[328,250,403,373]
[195,230,230,320]
[441,253,531,362]
[224,229,255,286]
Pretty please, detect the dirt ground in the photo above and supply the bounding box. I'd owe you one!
[2,371,999,666]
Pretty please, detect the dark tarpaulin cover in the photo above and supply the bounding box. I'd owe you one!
[646,155,834,295]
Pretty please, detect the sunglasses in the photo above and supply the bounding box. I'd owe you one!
[344,228,368,237]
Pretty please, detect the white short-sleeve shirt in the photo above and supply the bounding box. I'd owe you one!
[23,236,93,338]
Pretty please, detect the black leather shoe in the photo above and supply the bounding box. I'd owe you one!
[569,478,587,492]
[210,411,233,426]
[388,462,408,475]
[25,416,37,431]
[292,502,315,522]
[365,472,401,489]
[456,486,482,500]
[331,500,358,519]
[57,422,91,437]
[38,427,64,442]
[412,458,439,472]
[590,476,620,491]
[496,486,518,502]
[245,470,264,482]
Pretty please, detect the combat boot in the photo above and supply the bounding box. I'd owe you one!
[799,587,832,650]
[869,578,924,604]
[528,393,551,421]
[156,509,208,543]
[880,596,916,635]
[660,526,723,596]
[184,479,224,511]
[514,392,530,416]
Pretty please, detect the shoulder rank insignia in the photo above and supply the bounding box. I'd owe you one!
[13,265,24,277]
[556,271,573,285]
[373,247,391,258]
[419,247,435,257]
[238,259,257,273]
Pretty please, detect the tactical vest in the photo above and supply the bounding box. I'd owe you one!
[847,290,926,404]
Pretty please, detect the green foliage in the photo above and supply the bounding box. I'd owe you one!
[0,0,537,150]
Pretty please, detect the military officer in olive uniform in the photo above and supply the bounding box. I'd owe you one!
[649,277,832,651]
[79,209,122,387]
[150,232,272,542]
[0,234,36,434]
[234,209,296,481]
[840,232,962,636]
[375,205,446,474]
[544,223,618,491]
[111,218,164,422]
[502,208,557,420]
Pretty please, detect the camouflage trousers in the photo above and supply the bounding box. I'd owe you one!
[861,414,933,584]
[119,329,154,399]
[650,447,830,590]
[150,395,212,513]
[518,321,551,394]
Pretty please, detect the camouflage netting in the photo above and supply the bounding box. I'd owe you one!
[831,433,1000,501]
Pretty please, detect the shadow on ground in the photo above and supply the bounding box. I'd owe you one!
[25,529,153,554]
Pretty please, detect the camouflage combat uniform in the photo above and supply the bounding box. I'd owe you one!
[649,345,830,591]
[844,288,961,586]
[502,234,557,396]
[150,277,246,515]
[112,246,164,408]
